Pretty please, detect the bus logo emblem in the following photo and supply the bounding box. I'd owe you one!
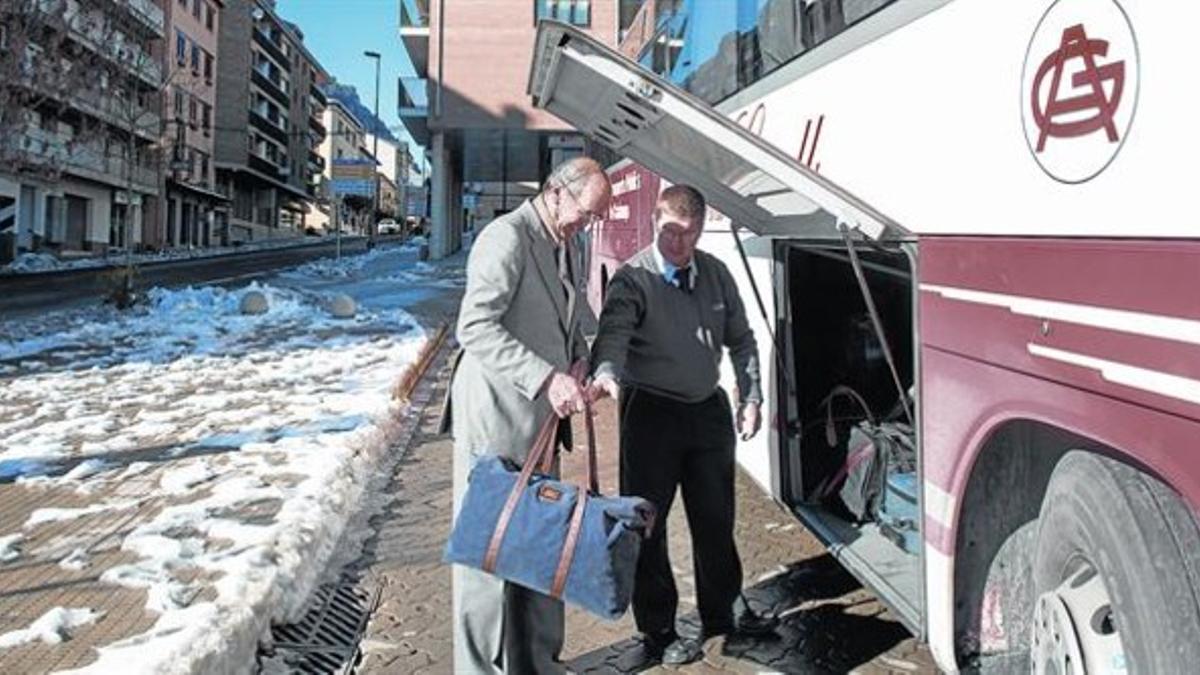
[1031,24,1124,151]
[1021,1,1139,183]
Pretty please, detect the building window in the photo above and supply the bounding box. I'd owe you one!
[191,43,201,73]
[192,0,201,20]
[204,51,213,83]
[0,24,8,51]
[174,88,185,120]
[189,97,198,127]
[205,3,215,31]
[176,30,187,65]
[535,0,590,27]
[202,104,211,134]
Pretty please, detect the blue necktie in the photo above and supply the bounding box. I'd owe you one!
[673,266,691,293]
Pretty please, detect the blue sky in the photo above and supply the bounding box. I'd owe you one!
[276,0,418,148]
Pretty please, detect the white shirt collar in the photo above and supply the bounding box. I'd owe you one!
[652,241,697,289]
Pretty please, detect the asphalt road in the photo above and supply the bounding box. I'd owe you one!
[0,237,377,319]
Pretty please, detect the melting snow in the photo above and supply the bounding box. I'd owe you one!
[0,245,442,672]
[0,608,103,648]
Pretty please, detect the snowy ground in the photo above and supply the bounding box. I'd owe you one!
[0,243,465,673]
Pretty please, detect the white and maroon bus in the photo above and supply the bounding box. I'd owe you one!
[530,2,1198,672]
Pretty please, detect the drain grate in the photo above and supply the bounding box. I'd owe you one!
[260,575,380,674]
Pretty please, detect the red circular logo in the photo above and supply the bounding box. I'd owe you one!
[1021,0,1139,183]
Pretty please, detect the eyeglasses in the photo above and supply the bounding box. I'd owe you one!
[559,181,605,226]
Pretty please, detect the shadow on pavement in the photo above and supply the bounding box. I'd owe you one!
[567,553,912,674]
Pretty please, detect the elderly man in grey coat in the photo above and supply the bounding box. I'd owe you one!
[449,157,612,673]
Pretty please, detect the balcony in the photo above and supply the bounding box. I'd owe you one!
[310,83,328,107]
[308,151,325,172]
[250,107,290,146]
[14,65,160,141]
[13,127,157,193]
[398,76,429,145]
[251,64,291,107]
[104,0,166,37]
[248,151,291,183]
[52,3,163,88]
[399,0,430,78]
[253,24,291,72]
[308,113,327,137]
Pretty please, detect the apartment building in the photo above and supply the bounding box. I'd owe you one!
[365,132,410,221]
[1,0,167,261]
[309,97,376,234]
[378,173,399,221]
[213,0,326,242]
[398,0,641,259]
[159,0,226,248]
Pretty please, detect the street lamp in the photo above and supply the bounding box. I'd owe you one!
[364,50,381,249]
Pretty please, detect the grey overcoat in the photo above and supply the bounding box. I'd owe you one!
[449,199,589,465]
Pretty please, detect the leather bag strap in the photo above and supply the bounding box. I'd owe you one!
[551,488,587,598]
[483,360,587,574]
[551,397,599,597]
[483,411,559,573]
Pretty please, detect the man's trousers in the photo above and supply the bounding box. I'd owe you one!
[619,386,744,636]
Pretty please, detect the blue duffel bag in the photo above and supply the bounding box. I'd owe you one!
[444,406,655,620]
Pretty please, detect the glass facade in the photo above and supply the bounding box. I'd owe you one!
[536,0,592,27]
[634,0,894,104]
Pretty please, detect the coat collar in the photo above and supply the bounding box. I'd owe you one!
[518,200,573,335]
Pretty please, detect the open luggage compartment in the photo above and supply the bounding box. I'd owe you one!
[777,239,922,631]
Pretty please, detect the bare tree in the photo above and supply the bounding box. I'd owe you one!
[0,0,172,267]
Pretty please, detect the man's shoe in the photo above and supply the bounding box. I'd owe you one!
[734,608,779,636]
[638,630,677,661]
[706,608,780,638]
[661,636,705,666]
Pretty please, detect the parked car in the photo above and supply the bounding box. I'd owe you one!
[377,219,401,235]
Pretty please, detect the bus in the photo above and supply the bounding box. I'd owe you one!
[530,2,1200,672]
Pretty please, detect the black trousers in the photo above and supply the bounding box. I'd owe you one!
[619,386,743,636]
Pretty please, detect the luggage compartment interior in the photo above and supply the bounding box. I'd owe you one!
[778,241,922,628]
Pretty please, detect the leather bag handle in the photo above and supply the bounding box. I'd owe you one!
[483,360,587,574]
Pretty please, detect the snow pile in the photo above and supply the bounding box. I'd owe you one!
[158,461,216,495]
[284,245,395,279]
[0,280,416,379]
[26,499,144,527]
[60,548,91,571]
[1,252,97,274]
[0,534,22,563]
[0,608,103,648]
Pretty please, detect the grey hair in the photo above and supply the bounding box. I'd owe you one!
[545,156,605,191]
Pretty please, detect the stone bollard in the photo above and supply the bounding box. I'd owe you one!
[240,290,269,315]
[328,293,357,319]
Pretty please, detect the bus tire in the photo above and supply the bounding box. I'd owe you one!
[1031,450,1200,674]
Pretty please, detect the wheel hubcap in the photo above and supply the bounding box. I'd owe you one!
[1031,565,1127,673]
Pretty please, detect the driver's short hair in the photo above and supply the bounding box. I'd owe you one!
[654,185,706,224]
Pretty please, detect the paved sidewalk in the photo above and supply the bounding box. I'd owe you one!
[356,354,937,674]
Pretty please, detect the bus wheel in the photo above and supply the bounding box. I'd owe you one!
[1031,451,1200,674]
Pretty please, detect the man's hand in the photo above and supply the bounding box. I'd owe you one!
[738,401,762,441]
[585,374,621,403]
[546,371,586,418]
